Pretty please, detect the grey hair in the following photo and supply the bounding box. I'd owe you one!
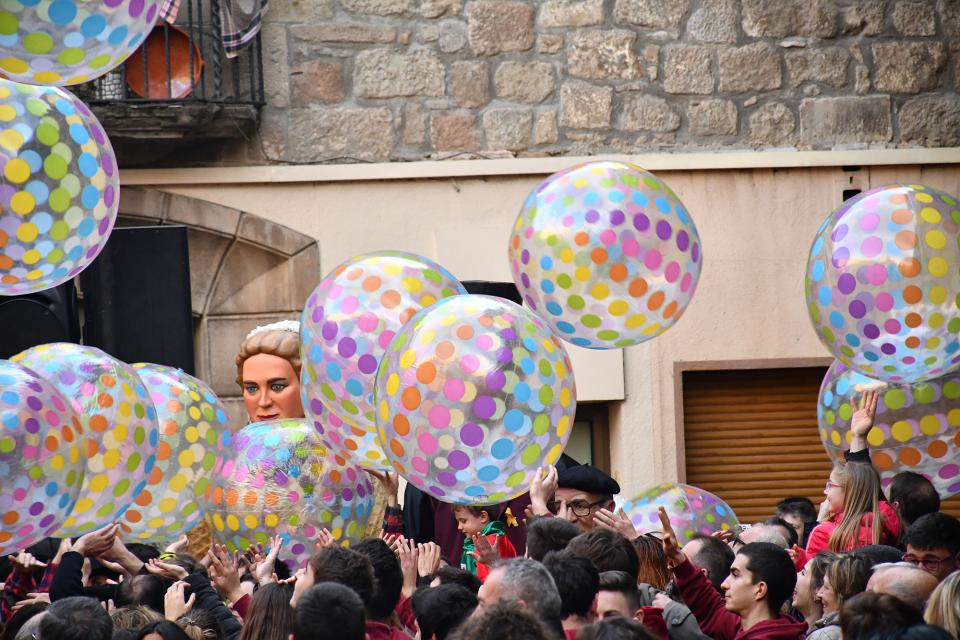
[495,558,563,623]
[743,525,789,548]
[14,612,45,640]
[871,561,924,574]
[869,562,939,612]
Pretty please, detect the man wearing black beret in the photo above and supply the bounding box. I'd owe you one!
[529,464,620,532]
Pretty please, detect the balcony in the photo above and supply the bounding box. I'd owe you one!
[73,0,264,167]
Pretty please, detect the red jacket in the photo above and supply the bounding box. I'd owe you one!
[366,621,413,640]
[804,501,900,557]
[673,558,807,640]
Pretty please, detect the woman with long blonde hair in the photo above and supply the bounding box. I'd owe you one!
[924,570,960,638]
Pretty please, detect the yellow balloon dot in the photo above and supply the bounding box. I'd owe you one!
[169,474,188,492]
[929,286,947,305]
[50,455,64,470]
[574,266,591,282]
[4,157,30,183]
[26,268,42,281]
[830,431,841,446]
[948,408,960,426]
[185,426,199,442]
[188,406,201,421]
[74,498,94,514]
[417,329,436,345]
[929,312,945,328]
[590,282,609,299]
[32,71,60,84]
[545,443,562,464]
[211,514,225,531]
[103,449,121,469]
[608,300,628,316]
[158,498,176,513]
[264,513,279,527]
[378,400,389,422]
[0,128,23,151]
[625,314,646,329]
[399,349,416,369]
[557,415,570,437]
[919,415,941,435]
[16,222,37,242]
[402,277,422,293]
[226,515,240,531]
[928,257,948,278]
[891,420,913,442]
[22,249,40,265]
[925,230,946,249]
[559,248,574,263]
[559,387,571,407]
[147,517,166,529]
[0,57,27,74]
[179,450,195,468]
[866,427,884,447]
[89,475,109,493]
[11,191,35,215]
[244,514,259,529]
[642,322,661,335]
[920,207,942,223]
[112,424,127,443]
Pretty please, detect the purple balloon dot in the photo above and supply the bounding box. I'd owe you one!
[322,321,338,341]
[691,243,700,263]
[521,273,530,289]
[610,210,625,225]
[880,343,897,355]
[129,0,145,17]
[831,224,848,242]
[496,347,513,364]
[342,488,354,502]
[39,514,55,528]
[832,247,850,269]
[28,502,43,516]
[311,307,324,323]
[837,273,857,295]
[521,249,530,265]
[104,185,115,207]
[473,396,496,419]
[585,210,599,223]
[656,220,673,241]
[460,423,484,446]
[24,418,39,433]
[863,324,880,339]
[633,214,650,231]
[437,472,457,487]
[486,370,506,391]
[848,300,867,319]
[676,230,689,252]
[338,337,357,358]
[501,328,517,341]
[26,396,42,410]
[98,216,110,234]
[448,450,470,470]
[357,354,378,375]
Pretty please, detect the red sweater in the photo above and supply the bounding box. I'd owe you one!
[804,501,900,557]
[673,558,807,640]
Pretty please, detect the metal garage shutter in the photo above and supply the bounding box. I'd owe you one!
[682,367,960,524]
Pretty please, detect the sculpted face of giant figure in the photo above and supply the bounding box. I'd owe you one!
[236,321,303,423]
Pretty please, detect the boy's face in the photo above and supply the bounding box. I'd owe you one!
[455,508,489,537]
[721,553,763,616]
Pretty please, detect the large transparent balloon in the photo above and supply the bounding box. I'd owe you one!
[0,359,85,554]
[301,251,466,470]
[121,363,229,543]
[818,360,960,498]
[0,0,161,86]
[509,161,702,349]
[12,343,158,536]
[0,79,118,295]
[622,483,740,546]
[204,419,374,568]
[806,184,960,383]
[375,295,577,505]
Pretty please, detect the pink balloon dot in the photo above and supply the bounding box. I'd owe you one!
[358,313,379,332]
[860,236,883,258]
[875,292,894,312]
[378,331,395,349]
[644,250,663,270]
[44,409,60,426]
[664,261,681,283]
[859,213,880,232]
[939,464,959,479]
[418,433,438,455]
[444,378,465,401]
[328,284,343,299]
[561,215,573,227]
[680,273,693,293]
[412,457,429,474]
[341,296,359,314]
[428,405,451,429]
[460,354,480,374]
[622,238,640,257]
[599,230,616,246]
[23,445,37,460]
[476,334,493,350]
[287,491,300,503]
[13,488,26,501]
[866,264,887,286]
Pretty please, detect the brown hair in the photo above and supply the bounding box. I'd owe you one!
[825,552,872,607]
[236,327,301,388]
[632,534,671,591]
[924,570,960,637]
[453,504,503,523]
[828,462,883,551]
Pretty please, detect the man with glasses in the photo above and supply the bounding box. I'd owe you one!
[529,464,620,532]
[902,512,960,582]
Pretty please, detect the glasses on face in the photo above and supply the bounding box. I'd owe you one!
[825,480,842,491]
[902,553,954,572]
[547,498,606,517]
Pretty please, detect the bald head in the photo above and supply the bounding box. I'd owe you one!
[866,563,939,612]
[739,525,788,548]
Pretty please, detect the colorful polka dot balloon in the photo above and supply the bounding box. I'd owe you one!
[0,0,160,86]
[0,359,85,554]
[622,483,739,546]
[301,251,466,470]
[375,294,577,505]
[509,161,702,349]
[11,343,158,537]
[0,79,117,295]
[806,184,960,383]
[120,363,229,543]
[819,360,960,498]
[203,419,374,568]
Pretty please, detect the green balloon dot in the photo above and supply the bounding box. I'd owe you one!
[948,318,960,333]
[114,478,130,497]
[582,314,602,328]
[58,47,85,66]
[944,381,960,400]
[620,174,638,186]
[539,385,554,405]
[597,329,619,341]
[885,388,906,410]
[0,12,17,35]
[545,234,558,247]
[538,359,552,377]
[915,385,936,404]
[46,248,64,263]
[838,404,853,421]
[126,453,142,473]
[320,383,336,401]
[506,471,526,488]
[341,400,358,415]
[96,503,113,518]
[521,444,542,466]
[36,122,59,146]
[89,53,112,69]
[556,274,572,289]
[533,414,550,436]
[643,176,661,190]
[43,154,67,180]
[567,295,585,310]
[23,32,54,54]
[825,410,836,426]
[821,327,836,343]
[0,437,15,453]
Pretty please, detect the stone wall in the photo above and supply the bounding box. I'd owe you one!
[249,0,960,164]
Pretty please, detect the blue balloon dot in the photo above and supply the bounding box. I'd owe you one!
[108,25,129,46]
[608,190,625,203]
[63,31,83,47]
[863,351,879,362]
[2,413,17,428]
[477,466,499,482]
[584,192,600,206]
[345,378,363,396]
[829,311,844,329]
[520,358,535,375]
[540,256,553,270]
[21,150,42,172]
[845,333,861,347]
[545,301,563,316]
[128,32,145,48]
[503,409,524,432]
[0,34,17,47]
[514,382,531,403]
[464,485,485,497]
[556,321,575,334]
[26,180,49,205]
[325,362,342,381]
[77,217,95,237]
[522,337,538,352]
[540,280,555,294]
[69,124,89,145]
[1,390,18,405]
[78,152,98,177]
[81,185,99,209]
[811,260,825,282]
[677,206,691,224]
[48,0,77,25]
[817,285,832,306]
[491,438,514,460]
[631,192,648,207]
[811,236,824,257]
[716,505,727,517]
[54,99,76,116]
[81,14,107,37]
[570,337,592,347]
[655,196,671,213]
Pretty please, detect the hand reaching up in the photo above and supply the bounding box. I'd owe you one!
[417,542,442,578]
[396,538,419,598]
[658,506,686,568]
[849,389,880,452]
[593,508,639,540]
[164,581,195,621]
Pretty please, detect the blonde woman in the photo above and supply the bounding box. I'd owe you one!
[924,571,960,638]
[236,320,303,423]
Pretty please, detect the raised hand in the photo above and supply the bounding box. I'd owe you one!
[593,508,639,540]
[208,544,244,604]
[658,506,686,568]
[11,591,50,613]
[254,535,282,586]
[316,528,336,549]
[72,523,120,558]
[469,534,498,567]
[164,580,195,621]
[396,538,419,598]
[164,534,189,555]
[849,389,880,451]
[417,542,442,578]
[529,466,558,517]
[364,469,400,508]
[145,558,189,581]
[9,550,47,573]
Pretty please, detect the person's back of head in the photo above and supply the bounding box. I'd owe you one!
[575,617,656,640]
[353,538,404,621]
[889,472,940,527]
[434,565,482,594]
[40,596,113,640]
[176,608,222,640]
[412,583,478,640]
[830,462,884,550]
[687,534,734,593]
[858,545,904,566]
[118,574,171,614]
[776,497,817,523]
[868,562,939,613]
[124,543,161,564]
[739,524,789,548]
[597,571,640,618]
[737,542,797,616]
[567,529,640,580]
[526,516,580,561]
[542,550,599,621]
[763,517,800,548]
[237,582,295,640]
[2,603,47,640]
[294,583,366,640]
[493,558,563,626]
[134,621,192,640]
[840,592,924,639]
[309,546,376,611]
[826,552,873,609]
[923,570,960,637]
[630,535,670,591]
[451,601,553,640]
[110,605,162,631]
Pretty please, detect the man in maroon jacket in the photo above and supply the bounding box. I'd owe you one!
[658,508,807,640]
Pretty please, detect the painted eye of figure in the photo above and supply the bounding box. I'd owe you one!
[270,382,287,393]
[244,384,259,395]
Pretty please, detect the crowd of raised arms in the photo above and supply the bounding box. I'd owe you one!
[1,390,958,640]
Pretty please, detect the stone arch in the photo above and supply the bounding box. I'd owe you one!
[116,187,320,428]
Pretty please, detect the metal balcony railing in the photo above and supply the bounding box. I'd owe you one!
[73,0,264,106]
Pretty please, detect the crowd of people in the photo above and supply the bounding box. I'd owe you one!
[1,389,959,640]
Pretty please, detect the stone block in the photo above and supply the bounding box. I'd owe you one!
[747,102,796,146]
[286,108,395,162]
[687,99,738,136]
[118,187,168,219]
[539,0,604,27]
[451,61,490,108]
[167,194,240,237]
[291,61,344,106]
[686,0,737,42]
[341,0,415,16]
[940,0,960,39]
[872,42,945,93]
[438,20,468,53]
[899,96,960,146]
[290,245,322,308]
[839,1,884,36]
[483,108,534,151]
[261,23,289,108]
[567,30,643,80]
[799,96,892,146]
[354,49,445,98]
[855,65,870,94]
[741,0,835,38]
[289,24,397,45]
[264,0,334,22]
[258,107,288,161]
[613,0,689,28]
[538,34,563,54]
[560,82,613,129]
[431,112,481,151]
[621,94,680,132]
[495,62,555,103]
[534,111,559,144]
[421,0,464,18]
[185,229,231,315]
[663,46,713,94]
[237,213,315,258]
[785,48,850,88]
[718,43,782,93]
[893,1,936,35]
[467,1,535,56]
[209,243,296,315]
[402,102,428,145]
